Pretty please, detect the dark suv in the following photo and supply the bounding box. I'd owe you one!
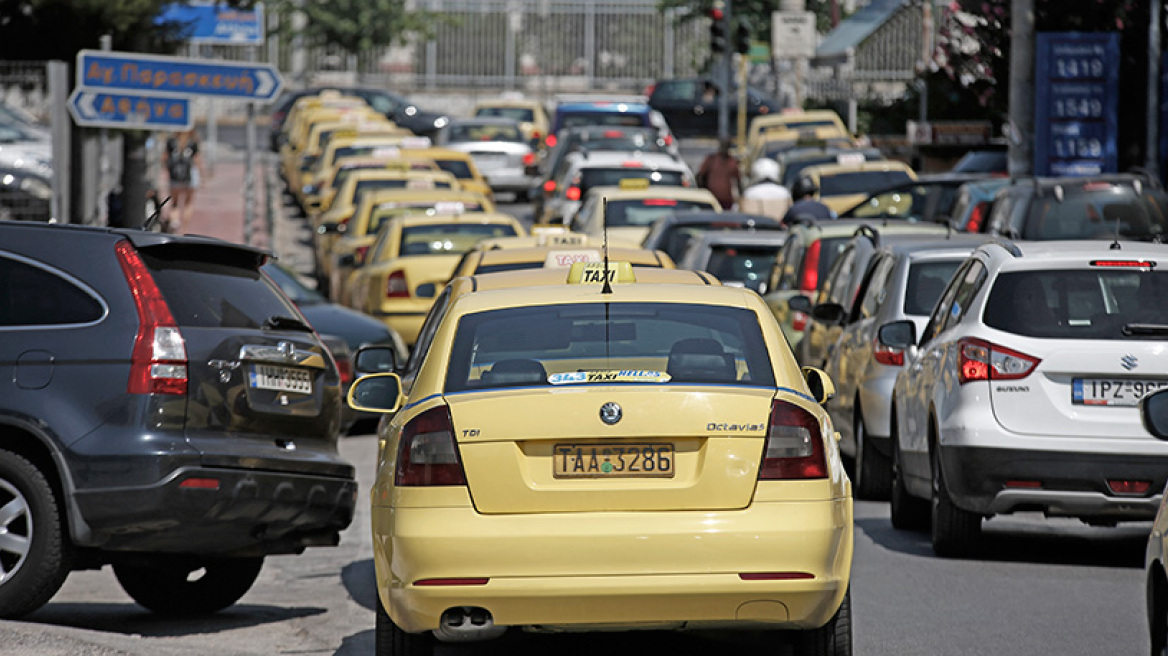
[983,174,1168,241]
[0,221,356,618]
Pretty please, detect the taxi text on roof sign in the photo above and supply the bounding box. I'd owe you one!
[619,178,652,190]
[567,261,636,284]
[544,249,600,268]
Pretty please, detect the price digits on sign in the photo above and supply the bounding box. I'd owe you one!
[1054,56,1105,78]
[1053,97,1104,119]
[1052,137,1103,159]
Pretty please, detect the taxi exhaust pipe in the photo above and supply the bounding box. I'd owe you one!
[435,606,506,642]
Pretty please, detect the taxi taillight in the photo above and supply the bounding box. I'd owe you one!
[386,270,410,298]
[115,241,188,395]
[758,401,827,480]
[396,406,466,486]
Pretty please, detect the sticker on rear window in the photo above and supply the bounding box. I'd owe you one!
[549,370,671,385]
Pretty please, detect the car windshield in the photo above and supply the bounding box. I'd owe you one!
[660,223,780,262]
[983,269,1168,339]
[560,112,646,129]
[607,199,711,227]
[476,107,535,122]
[1020,186,1168,241]
[353,178,451,202]
[705,245,781,291]
[445,302,775,392]
[433,159,474,179]
[446,123,523,143]
[398,223,518,256]
[369,203,485,234]
[903,260,963,315]
[818,170,914,197]
[578,168,685,196]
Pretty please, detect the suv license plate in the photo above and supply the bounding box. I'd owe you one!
[553,443,674,479]
[1072,378,1167,406]
[250,364,313,394]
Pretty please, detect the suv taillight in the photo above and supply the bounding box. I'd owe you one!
[386,270,409,298]
[957,337,1040,384]
[396,406,466,486]
[758,401,827,480]
[115,241,188,395]
[872,337,905,367]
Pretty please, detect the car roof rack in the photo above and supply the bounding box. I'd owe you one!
[986,237,1022,257]
[853,224,880,246]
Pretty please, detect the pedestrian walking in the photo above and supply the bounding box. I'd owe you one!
[782,175,834,225]
[162,128,204,233]
[738,157,791,221]
[696,138,741,210]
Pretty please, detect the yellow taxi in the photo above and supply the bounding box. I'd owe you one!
[796,160,918,214]
[285,118,404,203]
[303,134,435,208]
[322,188,496,302]
[448,242,675,279]
[307,157,443,217]
[569,181,721,246]
[346,260,854,654]
[747,109,851,146]
[472,97,552,148]
[279,94,370,148]
[394,147,494,200]
[742,128,857,182]
[346,211,526,344]
[313,166,460,230]
[280,102,381,171]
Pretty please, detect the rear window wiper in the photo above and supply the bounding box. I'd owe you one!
[263,315,314,332]
[1122,323,1168,336]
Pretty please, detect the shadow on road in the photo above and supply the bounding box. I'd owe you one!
[342,558,377,611]
[26,602,325,636]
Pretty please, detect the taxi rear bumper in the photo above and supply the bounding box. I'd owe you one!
[375,497,852,636]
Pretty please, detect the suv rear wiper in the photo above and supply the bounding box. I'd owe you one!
[1122,323,1168,336]
[263,315,314,332]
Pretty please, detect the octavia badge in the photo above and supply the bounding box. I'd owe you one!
[599,402,622,425]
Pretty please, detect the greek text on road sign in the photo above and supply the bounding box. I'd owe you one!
[157,2,265,45]
[76,49,282,102]
[67,89,192,131]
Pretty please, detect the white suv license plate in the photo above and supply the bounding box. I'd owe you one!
[1072,378,1167,406]
[250,364,313,394]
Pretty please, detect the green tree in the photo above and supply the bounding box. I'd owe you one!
[268,0,436,71]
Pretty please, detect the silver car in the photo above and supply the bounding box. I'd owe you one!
[676,229,787,291]
[815,234,989,499]
[435,117,536,196]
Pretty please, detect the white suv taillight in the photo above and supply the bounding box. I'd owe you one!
[957,337,1040,384]
[758,401,828,480]
[115,241,188,395]
[396,406,466,486]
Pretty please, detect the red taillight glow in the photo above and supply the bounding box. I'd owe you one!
[957,338,1040,384]
[799,240,821,293]
[603,130,624,138]
[522,152,536,167]
[386,270,410,298]
[642,199,678,206]
[179,478,220,490]
[542,180,557,194]
[1090,260,1157,269]
[565,186,581,201]
[335,356,354,385]
[545,135,558,148]
[396,406,466,486]
[966,201,988,233]
[872,338,905,367]
[621,161,644,167]
[354,245,371,265]
[1108,480,1152,495]
[1005,480,1042,489]
[115,241,188,395]
[792,311,809,332]
[414,578,489,586]
[739,572,814,581]
[758,401,828,480]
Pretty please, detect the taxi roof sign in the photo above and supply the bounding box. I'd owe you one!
[545,249,601,268]
[567,261,636,285]
[618,178,651,189]
[538,232,589,247]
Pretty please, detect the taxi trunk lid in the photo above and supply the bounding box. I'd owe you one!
[446,386,775,513]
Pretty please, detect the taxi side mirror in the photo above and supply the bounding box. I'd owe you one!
[354,344,400,374]
[347,373,403,414]
[787,294,812,314]
[1141,388,1168,440]
[877,320,916,350]
[801,366,835,405]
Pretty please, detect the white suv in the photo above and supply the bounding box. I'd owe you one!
[539,151,695,225]
[882,239,1168,556]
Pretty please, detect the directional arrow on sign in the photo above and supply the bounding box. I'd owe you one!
[76,49,284,102]
[67,89,193,131]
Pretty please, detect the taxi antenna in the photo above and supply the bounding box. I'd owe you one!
[601,198,613,294]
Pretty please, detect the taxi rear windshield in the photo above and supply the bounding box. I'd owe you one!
[983,270,1168,339]
[579,169,685,195]
[399,224,519,256]
[706,245,781,292]
[1020,186,1168,241]
[559,112,648,129]
[818,170,913,196]
[608,199,711,227]
[445,303,775,392]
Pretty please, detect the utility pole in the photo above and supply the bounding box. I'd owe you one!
[1007,0,1035,175]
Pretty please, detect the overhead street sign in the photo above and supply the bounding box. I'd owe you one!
[772,11,816,59]
[76,49,283,102]
[157,2,265,45]
[67,89,192,131]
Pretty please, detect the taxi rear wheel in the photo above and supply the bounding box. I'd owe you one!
[930,446,981,558]
[375,594,433,656]
[853,404,890,501]
[888,412,928,530]
[791,587,852,656]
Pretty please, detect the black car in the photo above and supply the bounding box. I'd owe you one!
[0,221,356,618]
[982,173,1168,241]
[640,210,784,263]
[647,77,781,138]
[0,165,52,221]
[268,86,449,150]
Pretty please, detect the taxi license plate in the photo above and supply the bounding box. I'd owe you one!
[1072,378,1167,406]
[249,364,313,394]
[553,443,674,479]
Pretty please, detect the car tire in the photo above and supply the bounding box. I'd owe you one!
[1150,565,1168,656]
[113,556,263,615]
[375,593,433,656]
[889,412,929,531]
[853,404,891,501]
[791,586,852,656]
[0,449,72,619]
[930,447,981,557]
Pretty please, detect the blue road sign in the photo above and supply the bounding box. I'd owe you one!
[67,89,192,131]
[1034,32,1119,177]
[157,2,265,45]
[76,49,283,102]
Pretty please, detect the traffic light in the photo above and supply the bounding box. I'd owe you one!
[709,5,727,55]
[735,21,751,55]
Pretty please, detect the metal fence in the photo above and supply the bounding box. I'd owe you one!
[0,61,55,222]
